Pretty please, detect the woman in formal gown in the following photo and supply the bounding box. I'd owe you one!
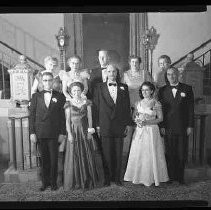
[59,55,90,100]
[124,81,169,187]
[31,56,62,95]
[122,55,153,168]
[63,82,99,190]
[122,55,153,110]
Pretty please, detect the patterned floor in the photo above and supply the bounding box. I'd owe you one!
[0,179,210,208]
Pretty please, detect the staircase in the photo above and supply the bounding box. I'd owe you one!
[0,40,45,99]
[0,16,59,66]
[0,16,60,99]
[172,39,211,104]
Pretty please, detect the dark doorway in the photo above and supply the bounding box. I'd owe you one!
[82,13,130,72]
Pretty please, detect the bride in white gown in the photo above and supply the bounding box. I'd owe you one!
[124,81,169,187]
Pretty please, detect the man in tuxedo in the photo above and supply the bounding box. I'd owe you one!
[87,49,121,154]
[29,72,66,191]
[87,49,121,100]
[158,67,194,184]
[93,64,132,186]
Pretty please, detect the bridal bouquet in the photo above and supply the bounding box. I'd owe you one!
[134,112,147,128]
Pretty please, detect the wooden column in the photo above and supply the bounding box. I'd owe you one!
[64,13,84,67]
[129,13,148,71]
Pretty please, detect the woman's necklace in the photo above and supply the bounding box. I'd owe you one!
[130,69,141,77]
[71,97,86,107]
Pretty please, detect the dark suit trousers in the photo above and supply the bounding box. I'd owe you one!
[101,137,123,183]
[38,138,58,186]
[165,131,188,183]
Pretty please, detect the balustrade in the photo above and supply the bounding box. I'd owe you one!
[7,114,40,171]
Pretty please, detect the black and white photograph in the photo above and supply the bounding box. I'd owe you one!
[0,5,211,208]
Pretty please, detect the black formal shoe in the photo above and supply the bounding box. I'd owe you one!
[51,185,58,191]
[103,181,111,187]
[39,185,47,191]
[166,180,173,185]
[179,180,186,185]
[115,181,123,186]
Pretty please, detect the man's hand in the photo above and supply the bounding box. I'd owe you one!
[160,128,165,136]
[67,133,74,143]
[124,126,130,136]
[187,127,193,136]
[96,127,100,138]
[30,134,37,144]
[58,134,66,143]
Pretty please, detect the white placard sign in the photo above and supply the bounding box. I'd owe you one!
[12,73,30,101]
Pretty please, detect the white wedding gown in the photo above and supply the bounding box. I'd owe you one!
[124,99,169,186]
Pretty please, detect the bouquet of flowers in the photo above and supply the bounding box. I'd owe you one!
[134,112,147,128]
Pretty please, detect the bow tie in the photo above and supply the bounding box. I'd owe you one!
[43,90,52,93]
[170,85,178,89]
[101,67,106,70]
[108,83,117,87]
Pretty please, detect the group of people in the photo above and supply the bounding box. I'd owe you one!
[29,49,194,192]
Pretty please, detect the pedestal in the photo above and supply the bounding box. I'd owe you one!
[4,107,40,183]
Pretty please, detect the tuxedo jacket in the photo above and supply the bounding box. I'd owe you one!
[29,90,66,139]
[87,66,121,100]
[158,82,194,135]
[93,82,133,138]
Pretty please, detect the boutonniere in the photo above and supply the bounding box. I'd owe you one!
[52,98,57,103]
[120,86,125,90]
[180,92,186,97]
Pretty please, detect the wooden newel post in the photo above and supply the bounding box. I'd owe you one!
[6,55,35,173]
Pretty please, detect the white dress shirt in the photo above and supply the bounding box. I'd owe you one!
[171,83,179,98]
[107,81,117,104]
[44,90,52,108]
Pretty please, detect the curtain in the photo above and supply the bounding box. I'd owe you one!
[64,13,83,67]
[129,13,148,71]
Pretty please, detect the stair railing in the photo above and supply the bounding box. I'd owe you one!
[171,39,211,68]
[0,40,44,99]
[0,16,59,65]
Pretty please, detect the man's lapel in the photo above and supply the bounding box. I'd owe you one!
[40,91,48,110]
[101,83,115,108]
[47,90,55,110]
[42,90,56,120]
[166,86,175,101]
[115,83,123,107]
[174,83,183,103]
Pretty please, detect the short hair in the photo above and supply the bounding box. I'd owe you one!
[67,55,82,64]
[158,55,171,64]
[107,63,118,70]
[139,81,156,99]
[128,55,142,64]
[67,82,84,94]
[44,56,58,65]
[97,49,108,54]
[166,67,179,75]
[42,71,53,78]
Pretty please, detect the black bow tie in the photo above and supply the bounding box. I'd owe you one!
[43,90,52,93]
[108,83,117,87]
[101,67,106,70]
[170,85,178,89]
